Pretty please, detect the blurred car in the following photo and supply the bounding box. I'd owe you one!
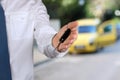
[116,23,120,39]
[113,18,120,40]
[68,19,117,54]
[97,20,117,47]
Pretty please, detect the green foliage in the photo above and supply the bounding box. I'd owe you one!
[58,0,86,26]
[42,0,63,19]
[43,0,87,26]
[85,0,95,18]
[86,0,120,19]
[43,0,119,26]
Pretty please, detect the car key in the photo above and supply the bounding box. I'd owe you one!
[59,28,71,43]
[55,28,71,51]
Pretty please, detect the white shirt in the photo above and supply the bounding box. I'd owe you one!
[1,0,67,80]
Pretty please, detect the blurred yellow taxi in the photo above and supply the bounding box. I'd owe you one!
[69,19,117,54]
[112,18,120,40]
[97,20,117,47]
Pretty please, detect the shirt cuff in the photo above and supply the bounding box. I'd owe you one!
[44,44,68,58]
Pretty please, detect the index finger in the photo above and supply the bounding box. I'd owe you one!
[67,21,78,29]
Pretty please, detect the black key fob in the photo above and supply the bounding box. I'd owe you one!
[59,28,71,43]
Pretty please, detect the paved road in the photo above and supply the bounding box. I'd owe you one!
[34,40,120,80]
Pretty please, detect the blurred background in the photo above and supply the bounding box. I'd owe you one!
[34,0,120,80]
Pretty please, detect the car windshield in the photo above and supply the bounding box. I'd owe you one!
[116,23,120,29]
[78,26,96,33]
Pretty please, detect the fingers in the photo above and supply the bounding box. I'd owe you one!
[58,31,78,52]
[58,39,75,52]
[64,34,77,45]
[67,21,78,30]
[56,21,78,52]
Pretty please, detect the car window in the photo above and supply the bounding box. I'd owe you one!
[78,26,96,33]
[103,24,112,33]
[116,23,120,29]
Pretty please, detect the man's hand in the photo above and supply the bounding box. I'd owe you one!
[52,21,78,52]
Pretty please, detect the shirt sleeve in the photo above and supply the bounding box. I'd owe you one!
[33,0,67,58]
